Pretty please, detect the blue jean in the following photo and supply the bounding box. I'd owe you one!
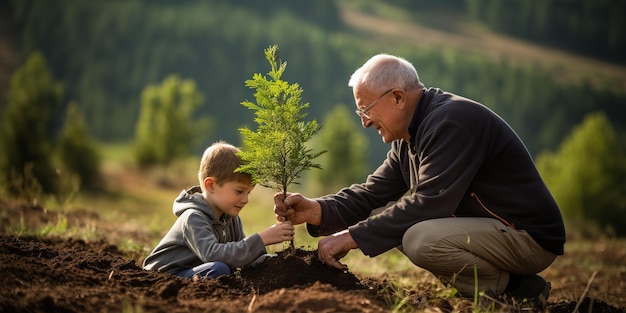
[176,261,231,279]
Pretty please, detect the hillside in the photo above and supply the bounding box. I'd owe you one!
[337,1,626,93]
[2,1,624,161]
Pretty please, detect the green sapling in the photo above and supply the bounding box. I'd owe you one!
[237,45,325,251]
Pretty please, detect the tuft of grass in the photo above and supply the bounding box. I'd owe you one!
[4,163,44,206]
[38,214,68,236]
[474,264,479,308]
[6,213,69,237]
[121,301,143,313]
[366,277,417,313]
[7,214,27,235]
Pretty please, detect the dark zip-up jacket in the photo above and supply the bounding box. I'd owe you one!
[308,88,565,257]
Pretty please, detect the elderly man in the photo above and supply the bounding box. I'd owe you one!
[274,54,565,306]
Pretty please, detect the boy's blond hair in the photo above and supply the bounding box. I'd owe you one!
[198,141,252,188]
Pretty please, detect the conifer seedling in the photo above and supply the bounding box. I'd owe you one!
[237,45,324,251]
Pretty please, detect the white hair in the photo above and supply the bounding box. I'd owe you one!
[348,54,424,93]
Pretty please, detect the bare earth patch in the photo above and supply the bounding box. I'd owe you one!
[1,202,625,312]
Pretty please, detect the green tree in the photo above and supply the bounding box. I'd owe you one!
[311,104,369,195]
[238,45,324,194]
[237,45,325,249]
[58,101,102,191]
[134,75,209,167]
[537,112,626,236]
[0,51,62,195]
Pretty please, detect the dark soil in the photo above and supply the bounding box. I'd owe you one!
[1,201,625,313]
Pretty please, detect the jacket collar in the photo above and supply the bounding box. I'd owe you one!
[407,87,433,147]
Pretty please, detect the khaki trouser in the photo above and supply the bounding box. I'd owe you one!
[400,217,557,297]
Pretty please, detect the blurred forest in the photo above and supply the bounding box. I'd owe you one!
[0,0,626,183]
[0,0,626,235]
[2,0,624,165]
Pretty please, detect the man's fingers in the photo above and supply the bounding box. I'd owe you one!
[322,257,348,270]
[318,248,348,271]
[273,193,286,208]
[283,192,301,207]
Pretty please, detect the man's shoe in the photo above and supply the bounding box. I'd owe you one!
[505,275,551,311]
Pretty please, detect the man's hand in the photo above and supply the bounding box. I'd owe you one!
[318,229,358,270]
[273,192,322,226]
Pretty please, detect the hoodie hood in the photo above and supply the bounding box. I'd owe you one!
[172,186,218,220]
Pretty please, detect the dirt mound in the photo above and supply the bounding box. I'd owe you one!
[239,248,365,293]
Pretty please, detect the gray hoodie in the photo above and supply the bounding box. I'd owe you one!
[142,186,266,274]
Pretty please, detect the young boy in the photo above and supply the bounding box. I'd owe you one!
[143,141,294,278]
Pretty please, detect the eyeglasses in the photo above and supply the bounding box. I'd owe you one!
[355,89,393,120]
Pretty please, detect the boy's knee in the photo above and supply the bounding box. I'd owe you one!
[210,261,231,277]
[196,261,231,278]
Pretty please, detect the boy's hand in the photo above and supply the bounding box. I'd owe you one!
[259,221,295,246]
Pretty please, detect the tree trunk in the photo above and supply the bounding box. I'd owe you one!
[282,188,295,253]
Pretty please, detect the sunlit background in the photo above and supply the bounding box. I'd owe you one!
[1,0,625,245]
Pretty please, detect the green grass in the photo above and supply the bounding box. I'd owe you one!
[6,211,99,241]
